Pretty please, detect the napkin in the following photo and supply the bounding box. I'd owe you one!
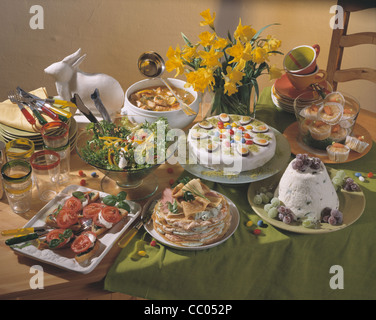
[1,88,54,132]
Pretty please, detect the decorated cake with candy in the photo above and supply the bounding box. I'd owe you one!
[187,114,276,172]
[152,178,231,247]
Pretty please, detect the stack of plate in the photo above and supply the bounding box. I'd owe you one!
[271,74,331,114]
[0,117,78,152]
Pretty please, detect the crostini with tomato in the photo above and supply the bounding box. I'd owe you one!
[45,191,100,229]
[38,229,74,250]
[71,231,100,264]
[38,189,130,264]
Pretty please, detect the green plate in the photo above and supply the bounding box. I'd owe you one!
[247,168,366,234]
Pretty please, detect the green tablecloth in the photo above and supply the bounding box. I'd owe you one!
[105,87,376,300]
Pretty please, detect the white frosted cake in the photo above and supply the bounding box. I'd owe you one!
[187,114,276,173]
[276,154,339,222]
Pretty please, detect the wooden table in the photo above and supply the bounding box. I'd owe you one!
[0,106,374,300]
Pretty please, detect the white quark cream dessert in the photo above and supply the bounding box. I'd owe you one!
[276,154,339,222]
[187,114,276,173]
[152,178,231,247]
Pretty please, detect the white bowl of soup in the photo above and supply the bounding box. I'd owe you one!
[121,78,199,129]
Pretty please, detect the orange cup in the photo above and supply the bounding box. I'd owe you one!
[286,66,327,91]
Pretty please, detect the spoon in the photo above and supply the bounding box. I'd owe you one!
[137,51,196,116]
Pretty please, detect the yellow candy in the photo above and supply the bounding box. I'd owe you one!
[246,220,253,227]
[138,250,147,257]
[224,122,230,127]
[231,122,237,127]
[245,125,253,130]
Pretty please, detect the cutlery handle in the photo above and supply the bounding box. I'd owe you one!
[118,228,139,248]
[49,105,72,118]
[31,109,47,125]
[1,227,34,236]
[41,105,59,120]
[53,99,76,108]
[20,107,36,125]
[5,232,39,246]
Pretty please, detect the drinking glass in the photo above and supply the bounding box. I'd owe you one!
[1,160,33,213]
[30,150,60,201]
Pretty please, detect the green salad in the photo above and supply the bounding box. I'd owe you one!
[80,117,171,171]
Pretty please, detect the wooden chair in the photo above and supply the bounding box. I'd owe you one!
[326,0,376,90]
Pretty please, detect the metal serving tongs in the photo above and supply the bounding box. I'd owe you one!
[17,87,72,120]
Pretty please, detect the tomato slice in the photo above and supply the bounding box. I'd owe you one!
[71,231,96,254]
[46,229,73,249]
[83,203,105,219]
[56,209,79,229]
[63,197,82,214]
[101,206,121,224]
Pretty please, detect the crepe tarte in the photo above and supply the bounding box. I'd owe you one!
[151,179,232,247]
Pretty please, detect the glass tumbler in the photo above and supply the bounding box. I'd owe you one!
[30,150,60,201]
[44,142,70,184]
[40,121,69,149]
[5,138,35,162]
[1,160,33,213]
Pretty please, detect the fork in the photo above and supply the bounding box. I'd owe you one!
[8,91,36,125]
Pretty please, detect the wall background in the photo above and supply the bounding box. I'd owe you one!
[0,0,375,112]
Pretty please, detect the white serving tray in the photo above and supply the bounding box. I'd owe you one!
[11,185,141,274]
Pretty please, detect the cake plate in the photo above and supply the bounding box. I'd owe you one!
[180,127,291,185]
[247,168,366,234]
[142,192,240,250]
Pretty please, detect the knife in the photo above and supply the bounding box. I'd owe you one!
[5,230,49,246]
[1,226,46,237]
[71,93,99,124]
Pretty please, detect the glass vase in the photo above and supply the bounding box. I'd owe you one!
[209,82,254,116]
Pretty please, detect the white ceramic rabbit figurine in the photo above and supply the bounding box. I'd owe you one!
[44,48,124,119]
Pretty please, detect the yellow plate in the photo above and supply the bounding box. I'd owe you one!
[247,168,366,234]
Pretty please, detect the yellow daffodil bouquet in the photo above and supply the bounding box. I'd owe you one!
[165,9,283,117]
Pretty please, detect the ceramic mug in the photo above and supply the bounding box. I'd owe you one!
[283,44,320,75]
[286,66,327,91]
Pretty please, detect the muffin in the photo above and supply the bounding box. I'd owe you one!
[300,104,321,120]
[330,124,348,142]
[345,135,369,153]
[309,121,331,140]
[318,102,343,125]
[326,143,350,162]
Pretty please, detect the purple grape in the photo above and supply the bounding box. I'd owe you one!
[331,209,343,224]
[321,207,331,222]
[350,183,360,191]
[278,205,287,214]
[328,216,337,226]
[283,214,293,224]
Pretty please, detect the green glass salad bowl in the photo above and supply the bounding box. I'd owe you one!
[76,116,175,200]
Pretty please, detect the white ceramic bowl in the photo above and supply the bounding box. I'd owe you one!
[121,78,199,129]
